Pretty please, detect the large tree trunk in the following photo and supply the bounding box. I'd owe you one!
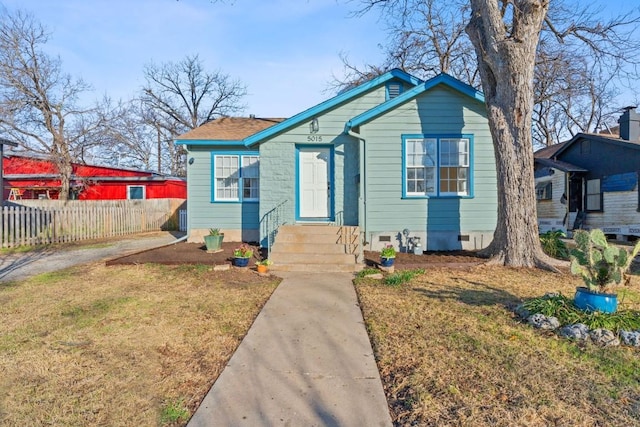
[466,0,558,268]
[52,132,73,201]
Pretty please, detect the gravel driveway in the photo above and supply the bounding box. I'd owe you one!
[0,231,184,283]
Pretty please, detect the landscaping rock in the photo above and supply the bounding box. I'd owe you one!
[589,328,620,347]
[378,265,395,273]
[514,304,530,319]
[619,330,640,347]
[527,313,560,330]
[214,264,231,271]
[559,323,590,341]
[364,273,384,280]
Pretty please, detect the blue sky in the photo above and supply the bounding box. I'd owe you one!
[0,0,386,117]
[0,1,637,119]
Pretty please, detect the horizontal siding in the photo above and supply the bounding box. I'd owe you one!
[536,170,566,219]
[585,191,640,229]
[362,85,497,235]
[258,88,386,234]
[265,87,387,144]
[185,146,259,231]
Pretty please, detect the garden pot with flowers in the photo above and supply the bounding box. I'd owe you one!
[256,259,272,273]
[570,228,640,313]
[233,244,254,267]
[380,244,396,267]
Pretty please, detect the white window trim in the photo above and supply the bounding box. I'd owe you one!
[212,153,260,203]
[403,136,472,198]
[127,185,146,200]
[214,154,240,202]
[241,155,260,202]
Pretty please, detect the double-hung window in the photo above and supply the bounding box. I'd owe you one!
[213,153,259,202]
[241,156,259,201]
[403,136,471,197]
[586,178,601,211]
[535,181,553,200]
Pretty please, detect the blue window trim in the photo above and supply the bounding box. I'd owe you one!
[385,81,404,101]
[295,144,335,222]
[401,134,474,199]
[210,151,260,203]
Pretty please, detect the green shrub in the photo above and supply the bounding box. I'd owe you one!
[357,268,380,278]
[160,398,189,425]
[383,269,425,286]
[539,230,569,260]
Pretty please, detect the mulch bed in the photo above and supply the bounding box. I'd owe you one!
[364,249,486,270]
[106,241,263,266]
[106,241,486,269]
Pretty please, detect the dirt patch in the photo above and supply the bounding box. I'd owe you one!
[364,249,486,270]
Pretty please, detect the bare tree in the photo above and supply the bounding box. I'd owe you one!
[91,99,158,170]
[344,1,639,147]
[141,54,247,175]
[0,10,105,200]
[351,0,639,268]
[333,0,478,91]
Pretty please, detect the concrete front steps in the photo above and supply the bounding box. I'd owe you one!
[269,225,362,273]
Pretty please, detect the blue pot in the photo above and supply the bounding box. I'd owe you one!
[380,257,395,267]
[233,257,250,267]
[574,287,617,313]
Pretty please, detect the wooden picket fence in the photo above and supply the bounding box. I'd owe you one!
[0,199,186,248]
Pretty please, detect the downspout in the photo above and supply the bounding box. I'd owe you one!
[348,127,367,253]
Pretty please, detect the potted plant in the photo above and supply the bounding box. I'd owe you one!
[380,244,396,267]
[570,228,640,313]
[204,228,224,253]
[256,259,273,273]
[232,244,254,267]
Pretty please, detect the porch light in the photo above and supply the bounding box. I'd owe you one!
[310,118,319,133]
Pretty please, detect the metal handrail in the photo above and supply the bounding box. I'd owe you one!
[260,199,289,257]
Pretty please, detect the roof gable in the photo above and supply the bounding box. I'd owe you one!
[242,69,422,147]
[345,73,485,132]
[543,133,640,159]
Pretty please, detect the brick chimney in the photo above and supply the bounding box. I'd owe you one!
[618,106,640,142]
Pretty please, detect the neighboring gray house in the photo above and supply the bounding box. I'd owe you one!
[176,70,497,264]
[535,107,640,239]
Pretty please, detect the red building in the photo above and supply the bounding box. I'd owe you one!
[2,154,186,200]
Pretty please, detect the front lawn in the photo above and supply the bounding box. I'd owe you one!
[0,263,279,426]
[355,265,640,426]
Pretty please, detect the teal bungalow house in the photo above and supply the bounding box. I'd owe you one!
[176,70,497,270]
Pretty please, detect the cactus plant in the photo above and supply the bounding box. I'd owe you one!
[569,229,640,294]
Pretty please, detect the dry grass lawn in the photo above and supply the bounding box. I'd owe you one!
[355,265,640,427]
[0,262,280,426]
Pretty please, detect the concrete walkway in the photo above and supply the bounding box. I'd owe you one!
[188,272,393,427]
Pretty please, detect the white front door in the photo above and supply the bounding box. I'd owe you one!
[299,147,331,219]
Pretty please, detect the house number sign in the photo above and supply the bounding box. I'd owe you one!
[307,135,323,142]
